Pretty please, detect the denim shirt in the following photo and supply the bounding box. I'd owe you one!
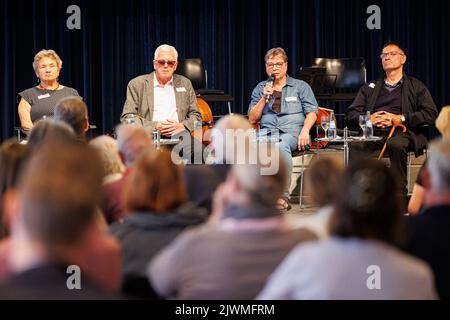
[248,75,318,138]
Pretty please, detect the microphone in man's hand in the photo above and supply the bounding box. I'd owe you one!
[265,74,275,103]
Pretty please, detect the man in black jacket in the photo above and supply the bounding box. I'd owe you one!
[345,41,438,197]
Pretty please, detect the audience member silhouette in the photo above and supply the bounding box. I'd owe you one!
[258,160,437,299]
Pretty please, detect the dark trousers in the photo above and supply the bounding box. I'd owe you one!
[349,130,411,197]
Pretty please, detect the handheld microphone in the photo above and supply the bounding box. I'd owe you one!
[265,74,275,103]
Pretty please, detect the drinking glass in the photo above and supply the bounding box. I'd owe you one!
[321,115,330,139]
[123,113,139,125]
[359,114,367,139]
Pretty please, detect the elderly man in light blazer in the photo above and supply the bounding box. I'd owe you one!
[121,44,201,136]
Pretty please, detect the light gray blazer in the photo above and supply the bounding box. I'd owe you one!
[121,72,202,132]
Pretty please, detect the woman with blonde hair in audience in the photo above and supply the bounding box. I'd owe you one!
[408,106,450,214]
[89,135,125,184]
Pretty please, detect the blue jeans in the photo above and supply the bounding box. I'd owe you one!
[258,129,298,199]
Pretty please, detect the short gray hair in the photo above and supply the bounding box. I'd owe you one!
[89,135,124,176]
[427,139,450,193]
[154,44,178,61]
[264,47,288,63]
[115,124,153,167]
[32,49,63,73]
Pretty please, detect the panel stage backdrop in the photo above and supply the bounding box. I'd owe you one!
[1,0,449,141]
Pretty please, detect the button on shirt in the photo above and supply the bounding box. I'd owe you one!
[152,74,179,122]
[249,75,318,138]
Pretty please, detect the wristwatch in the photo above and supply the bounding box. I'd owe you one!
[400,114,406,123]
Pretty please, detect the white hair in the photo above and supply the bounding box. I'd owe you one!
[427,139,450,193]
[154,44,178,60]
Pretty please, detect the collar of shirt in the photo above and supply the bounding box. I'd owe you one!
[153,73,174,88]
[384,74,406,89]
[284,75,295,87]
[268,75,295,90]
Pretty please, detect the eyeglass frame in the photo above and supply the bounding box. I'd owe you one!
[380,51,405,59]
[154,59,177,67]
[265,61,286,69]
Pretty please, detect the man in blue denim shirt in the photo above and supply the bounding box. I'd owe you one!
[249,48,318,210]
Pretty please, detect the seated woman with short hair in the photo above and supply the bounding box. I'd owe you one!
[18,49,80,131]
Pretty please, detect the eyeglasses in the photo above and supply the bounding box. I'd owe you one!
[266,62,285,68]
[380,51,404,59]
[154,59,177,67]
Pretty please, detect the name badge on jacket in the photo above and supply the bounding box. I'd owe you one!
[285,96,297,102]
[176,87,187,92]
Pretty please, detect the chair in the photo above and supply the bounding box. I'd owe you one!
[176,59,234,115]
[297,66,327,95]
[377,149,428,196]
[312,57,366,102]
[294,107,332,208]
[14,126,28,142]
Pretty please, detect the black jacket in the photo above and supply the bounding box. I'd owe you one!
[403,205,450,300]
[345,75,438,156]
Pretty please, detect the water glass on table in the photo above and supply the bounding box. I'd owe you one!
[321,115,330,139]
[359,114,367,139]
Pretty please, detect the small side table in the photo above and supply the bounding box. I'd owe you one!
[316,127,382,166]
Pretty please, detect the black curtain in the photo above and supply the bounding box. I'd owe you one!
[2,0,449,141]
